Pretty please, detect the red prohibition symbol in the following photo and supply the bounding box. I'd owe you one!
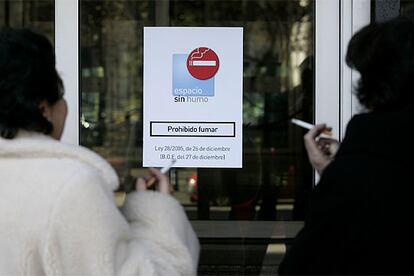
[186,47,220,80]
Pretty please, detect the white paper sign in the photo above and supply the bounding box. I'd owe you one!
[143,27,243,168]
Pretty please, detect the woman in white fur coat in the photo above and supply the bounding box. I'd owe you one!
[0,29,199,275]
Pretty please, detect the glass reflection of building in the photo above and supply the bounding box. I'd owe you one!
[0,0,54,42]
[80,0,313,213]
[79,2,314,273]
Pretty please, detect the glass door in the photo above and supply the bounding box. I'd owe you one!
[55,0,370,274]
[0,0,54,41]
[79,0,315,221]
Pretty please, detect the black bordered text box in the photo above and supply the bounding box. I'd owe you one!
[150,121,236,137]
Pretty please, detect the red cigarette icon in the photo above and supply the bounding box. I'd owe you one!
[187,47,219,80]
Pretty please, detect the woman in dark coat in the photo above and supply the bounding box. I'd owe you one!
[279,12,414,275]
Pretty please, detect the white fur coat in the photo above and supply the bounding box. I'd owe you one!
[0,131,199,275]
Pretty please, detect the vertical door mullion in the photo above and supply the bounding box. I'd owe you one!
[341,0,371,138]
[315,0,340,138]
[340,0,353,140]
[315,0,370,183]
[55,0,79,145]
[315,0,340,183]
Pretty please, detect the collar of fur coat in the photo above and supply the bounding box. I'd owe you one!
[0,130,119,191]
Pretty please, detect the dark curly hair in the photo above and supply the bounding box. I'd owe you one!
[346,11,414,112]
[0,28,64,139]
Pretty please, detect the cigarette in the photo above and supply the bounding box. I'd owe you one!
[291,118,314,130]
[146,159,177,188]
[190,60,217,66]
[290,118,333,137]
[160,159,177,174]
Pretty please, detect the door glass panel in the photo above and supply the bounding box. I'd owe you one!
[80,0,314,273]
[0,0,54,42]
[401,0,414,13]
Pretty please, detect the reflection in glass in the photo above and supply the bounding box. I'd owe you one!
[0,0,54,42]
[80,1,313,273]
[80,0,314,220]
[401,0,414,14]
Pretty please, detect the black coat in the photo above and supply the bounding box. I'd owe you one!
[279,105,414,275]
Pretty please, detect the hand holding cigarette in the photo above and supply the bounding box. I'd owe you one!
[135,160,176,194]
[291,119,339,175]
[291,118,333,138]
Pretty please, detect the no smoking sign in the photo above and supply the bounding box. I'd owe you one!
[144,27,243,168]
[187,47,220,80]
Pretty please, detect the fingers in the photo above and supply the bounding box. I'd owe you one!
[322,127,333,136]
[135,168,171,194]
[304,124,335,174]
[135,177,147,191]
[145,176,157,188]
[330,140,340,156]
[149,168,170,194]
[304,124,327,156]
[318,138,340,157]
[305,123,328,140]
[147,167,171,194]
